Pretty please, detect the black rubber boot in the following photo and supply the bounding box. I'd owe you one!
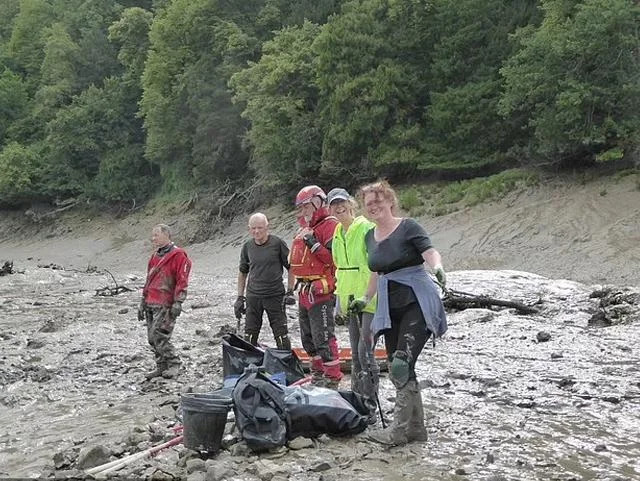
[275,334,291,350]
[244,332,259,346]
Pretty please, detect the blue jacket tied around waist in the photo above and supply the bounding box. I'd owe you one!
[371,265,447,339]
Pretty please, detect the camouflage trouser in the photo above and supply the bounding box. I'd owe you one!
[145,305,180,368]
[298,299,336,362]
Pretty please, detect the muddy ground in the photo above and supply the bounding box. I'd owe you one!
[1,175,640,480]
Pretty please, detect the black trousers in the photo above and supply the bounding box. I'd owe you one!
[245,294,288,338]
[383,301,432,382]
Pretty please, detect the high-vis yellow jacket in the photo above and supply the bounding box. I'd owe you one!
[332,216,377,315]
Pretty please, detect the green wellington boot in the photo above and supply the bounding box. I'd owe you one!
[367,383,412,446]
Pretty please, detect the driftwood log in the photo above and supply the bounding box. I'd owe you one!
[443,287,539,315]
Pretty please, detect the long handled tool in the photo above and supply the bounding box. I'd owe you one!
[85,434,183,476]
[348,295,386,428]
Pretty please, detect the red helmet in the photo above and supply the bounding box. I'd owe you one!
[295,185,326,207]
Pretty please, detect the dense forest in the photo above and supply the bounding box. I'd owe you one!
[0,0,637,207]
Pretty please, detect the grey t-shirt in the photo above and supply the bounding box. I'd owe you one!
[239,235,290,297]
[365,218,433,274]
[365,218,433,309]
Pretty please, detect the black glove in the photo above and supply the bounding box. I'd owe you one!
[348,297,368,315]
[334,313,346,326]
[137,300,146,322]
[282,290,296,309]
[302,233,320,251]
[170,301,182,318]
[234,296,246,319]
[434,265,447,287]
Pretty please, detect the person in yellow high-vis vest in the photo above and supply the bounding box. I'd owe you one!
[327,188,379,405]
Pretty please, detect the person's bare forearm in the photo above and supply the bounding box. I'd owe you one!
[423,248,443,270]
[286,269,295,292]
[364,272,379,301]
[237,272,247,297]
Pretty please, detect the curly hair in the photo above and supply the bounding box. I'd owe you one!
[357,180,398,215]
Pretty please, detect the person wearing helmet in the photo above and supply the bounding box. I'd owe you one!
[288,185,343,387]
[327,188,379,408]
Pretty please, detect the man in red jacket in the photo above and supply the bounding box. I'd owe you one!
[138,224,192,380]
[289,186,342,387]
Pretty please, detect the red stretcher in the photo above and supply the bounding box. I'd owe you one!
[292,347,389,373]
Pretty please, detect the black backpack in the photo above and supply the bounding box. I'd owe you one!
[232,366,290,452]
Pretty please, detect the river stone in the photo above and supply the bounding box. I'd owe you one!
[26,338,45,349]
[229,441,250,456]
[206,464,233,481]
[191,301,212,309]
[288,437,314,450]
[52,450,73,469]
[536,331,551,342]
[187,472,206,481]
[310,461,332,472]
[150,469,177,481]
[256,459,289,481]
[75,445,111,469]
[187,458,207,473]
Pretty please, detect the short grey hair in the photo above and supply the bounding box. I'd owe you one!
[153,223,172,238]
[248,212,269,227]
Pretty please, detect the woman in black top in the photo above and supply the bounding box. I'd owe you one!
[355,180,447,446]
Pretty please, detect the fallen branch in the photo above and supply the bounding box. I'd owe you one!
[95,269,132,296]
[443,287,540,315]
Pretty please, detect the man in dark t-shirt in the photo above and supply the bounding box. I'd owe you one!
[234,212,293,349]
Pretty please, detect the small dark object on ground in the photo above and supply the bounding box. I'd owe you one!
[37,262,64,270]
[0,261,14,276]
[537,331,552,342]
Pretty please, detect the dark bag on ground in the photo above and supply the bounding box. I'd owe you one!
[232,365,290,452]
[222,334,264,379]
[284,385,369,439]
[262,348,305,385]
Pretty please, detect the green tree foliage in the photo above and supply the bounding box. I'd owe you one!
[141,0,267,191]
[0,69,29,145]
[315,0,437,180]
[231,22,323,186]
[0,1,20,47]
[33,23,80,120]
[108,7,153,86]
[0,141,39,206]
[500,0,640,164]
[424,0,540,173]
[0,0,637,207]
[6,0,55,80]
[42,78,155,201]
[57,0,121,91]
